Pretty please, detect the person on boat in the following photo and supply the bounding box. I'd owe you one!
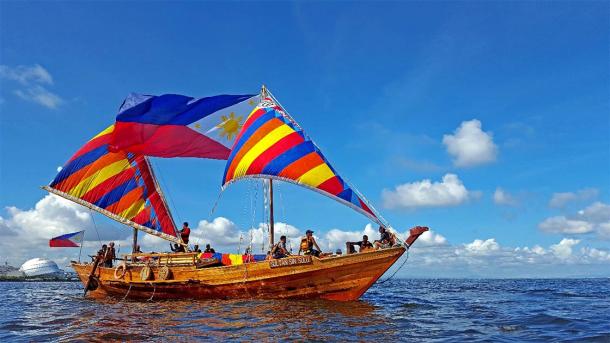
[134,244,143,254]
[374,226,392,249]
[299,230,321,257]
[346,235,374,254]
[272,235,290,259]
[265,250,272,260]
[104,242,116,268]
[204,244,215,253]
[193,244,202,253]
[96,244,107,263]
[170,243,185,253]
[180,222,191,244]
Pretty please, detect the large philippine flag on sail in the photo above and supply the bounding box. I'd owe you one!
[109,93,259,159]
[49,230,85,248]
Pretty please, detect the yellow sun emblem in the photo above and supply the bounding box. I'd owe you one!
[216,112,243,141]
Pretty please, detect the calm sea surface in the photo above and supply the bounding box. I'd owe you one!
[1,279,609,342]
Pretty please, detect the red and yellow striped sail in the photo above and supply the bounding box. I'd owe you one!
[47,125,179,242]
[222,97,384,226]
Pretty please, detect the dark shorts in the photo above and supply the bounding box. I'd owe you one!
[304,249,320,257]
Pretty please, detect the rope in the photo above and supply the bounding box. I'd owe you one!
[377,248,410,284]
[120,283,133,302]
[150,159,182,225]
[89,210,102,244]
[147,282,156,301]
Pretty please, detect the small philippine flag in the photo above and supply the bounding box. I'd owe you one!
[49,230,85,248]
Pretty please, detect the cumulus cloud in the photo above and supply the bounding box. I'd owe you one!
[538,201,610,239]
[462,238,500,255]
[0,194,124,267]
[442,119,498,167]
[550,238,580,259]
[382,173,473,209]
[0,64,63,108]
[539,216,594,234]
[408,237,610,277]
[549,188,598,208]
[493,187,518,206]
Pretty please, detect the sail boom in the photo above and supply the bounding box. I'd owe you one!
[42,186,185,246]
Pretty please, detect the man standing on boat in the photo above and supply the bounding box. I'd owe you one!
[104,242,116,268]
[299,230,321,257]
[180,222,191,244]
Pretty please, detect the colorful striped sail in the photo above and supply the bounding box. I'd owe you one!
[44,125,181,243]
[222,96,384,226]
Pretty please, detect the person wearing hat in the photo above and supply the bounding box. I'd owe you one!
[298,229,321,257]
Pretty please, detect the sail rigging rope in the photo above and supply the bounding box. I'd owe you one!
[377,248,410,284]
[150,159,182,225]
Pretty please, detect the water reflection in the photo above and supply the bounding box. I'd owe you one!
[3,280,610,342]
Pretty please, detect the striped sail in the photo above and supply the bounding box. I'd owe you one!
[45,125,180,243]
[222,96,384,226]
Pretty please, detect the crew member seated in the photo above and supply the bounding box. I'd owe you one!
[193,244,202,253]
[346,235,374,254]
[272,235,290,259]
[180,222,191,244]
[204,244,215,253]
[374,226,392,249]
[299,230,321,257]
[170,243,186,253]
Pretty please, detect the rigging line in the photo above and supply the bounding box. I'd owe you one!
[377,249,410,284]
[149,159,182,225]
[89,210,102,244]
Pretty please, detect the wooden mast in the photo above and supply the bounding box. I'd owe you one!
[269,179,274,248]
[260,84,275,248]
[132,228,138,254]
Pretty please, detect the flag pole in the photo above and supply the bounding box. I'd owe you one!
[78,231,84,263]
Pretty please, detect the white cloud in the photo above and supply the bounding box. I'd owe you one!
[462,238,500,255]
[382,173,473,209]
[442,119,498,167]
[493,187,518,206]
[550,238,580,259]
[14,85,63,109]
[417,230,447,247]
[549,188,598,208]
[538,216,594,234]
[0,64,63,109]
[538,201,610,239]
[0,64,53,85]
[0,194,125,267]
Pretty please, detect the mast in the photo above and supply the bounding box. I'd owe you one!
[260,84,275,248]
[132,228,138,253]
[269,179,274,247]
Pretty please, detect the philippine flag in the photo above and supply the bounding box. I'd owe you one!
[109,93,259,159]
[49,230,85,248]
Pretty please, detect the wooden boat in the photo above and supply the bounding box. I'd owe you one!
[45,86,428,301]
[72,247,406,301]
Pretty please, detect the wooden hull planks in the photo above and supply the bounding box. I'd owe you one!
[72,247,405,301]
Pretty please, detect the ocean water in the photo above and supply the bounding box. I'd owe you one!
[0,279,609,342]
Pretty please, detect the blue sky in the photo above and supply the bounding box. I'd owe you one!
[1,1,609,277]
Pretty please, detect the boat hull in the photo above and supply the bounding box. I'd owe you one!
[72,247,405,301]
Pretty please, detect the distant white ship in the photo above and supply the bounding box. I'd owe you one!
[19,258,62,277]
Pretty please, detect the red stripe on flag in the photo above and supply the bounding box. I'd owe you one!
[316,176,344,196]
[49,239,79,248]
